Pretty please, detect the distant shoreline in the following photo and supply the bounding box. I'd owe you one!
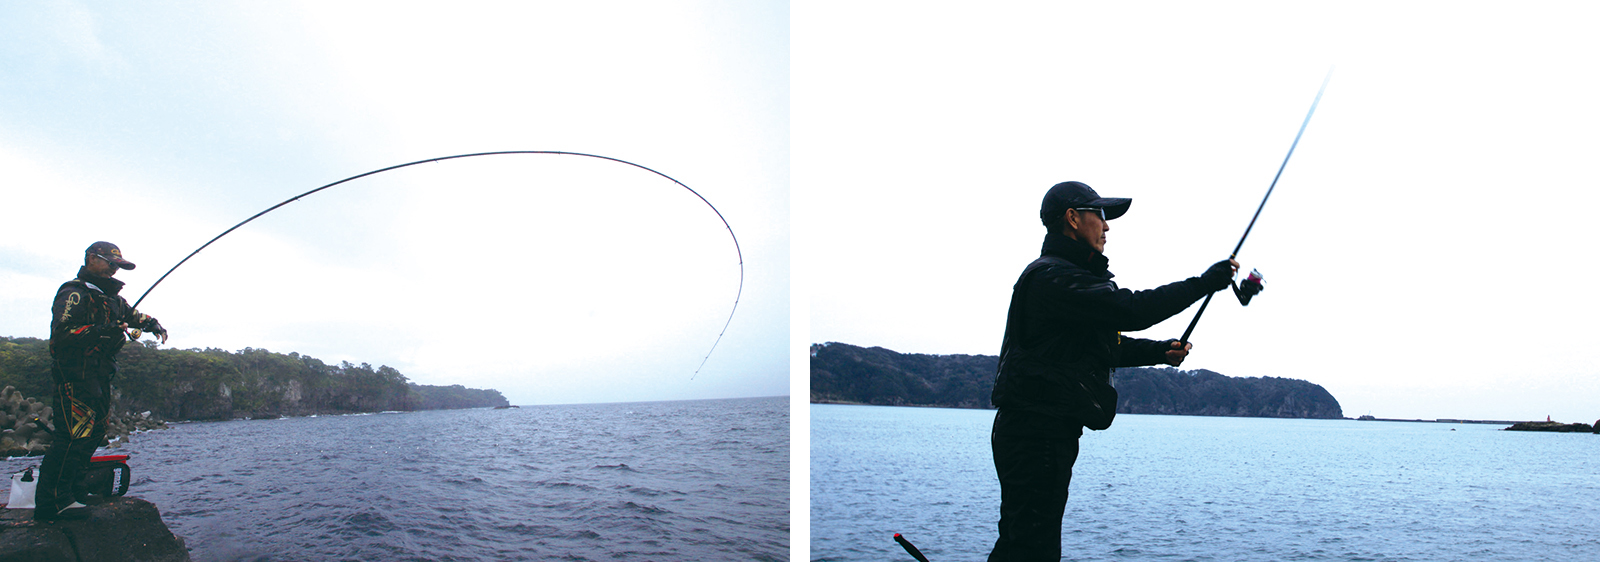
[810,342,1344,419]
[814,401,1541,426]
[1356,416,1527,425]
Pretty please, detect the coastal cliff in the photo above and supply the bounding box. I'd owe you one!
[0,497,190,562]
[810,342,1344,419]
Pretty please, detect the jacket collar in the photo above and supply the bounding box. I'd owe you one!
[1040,232,1111,276]
[76,266,126,296]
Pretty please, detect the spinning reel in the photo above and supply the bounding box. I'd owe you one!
[1232,269,1265,306]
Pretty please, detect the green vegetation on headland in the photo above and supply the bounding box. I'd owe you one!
[0,335,510,451]
[810,342,1344,419]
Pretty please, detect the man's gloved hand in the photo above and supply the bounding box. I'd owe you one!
[146,318,169,344]
[1199,259,1241,292]
[1163,339,1192,366]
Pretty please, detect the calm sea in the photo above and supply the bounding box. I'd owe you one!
[811,404,1599,562]
[7,396,788,561]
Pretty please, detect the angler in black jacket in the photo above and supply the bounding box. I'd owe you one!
[987,182,1235,562]
[35,241,167,521]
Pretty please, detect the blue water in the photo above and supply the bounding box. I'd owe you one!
[811,404,1600,562]
[7,396,788,561]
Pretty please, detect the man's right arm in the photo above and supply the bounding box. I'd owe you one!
[1033,260,1235,331]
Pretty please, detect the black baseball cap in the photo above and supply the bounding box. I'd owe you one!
[1039,181,1132,228]
[86,241,136,270]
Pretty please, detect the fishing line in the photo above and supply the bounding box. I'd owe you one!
[1179,69,1333,345]
[131,151,743,377]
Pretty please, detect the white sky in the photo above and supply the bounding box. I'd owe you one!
[797,2,1600,423]
[0,1,789,406]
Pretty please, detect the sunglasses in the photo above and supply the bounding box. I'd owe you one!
[1073,207,1106,221]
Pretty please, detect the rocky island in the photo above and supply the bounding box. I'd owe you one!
[1504,420,1597,433]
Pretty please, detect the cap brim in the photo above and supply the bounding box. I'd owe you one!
[111,259,136,270]
[1091,198,1132,220]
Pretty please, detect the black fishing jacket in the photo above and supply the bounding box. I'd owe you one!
[991,233,1223,429]
[49,267,163,382]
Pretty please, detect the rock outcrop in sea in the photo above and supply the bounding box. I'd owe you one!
[1,386,167,458]
[0,497,191,562]
[1504,421,1595,433]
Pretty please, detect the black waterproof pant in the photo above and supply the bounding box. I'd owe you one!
[35,377,110,514]
[988,409,1082,562]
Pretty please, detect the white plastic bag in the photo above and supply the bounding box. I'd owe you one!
[7,466,37,509]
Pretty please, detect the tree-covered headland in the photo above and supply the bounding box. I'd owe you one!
[810,342,1343,419]
[0,336,509,422]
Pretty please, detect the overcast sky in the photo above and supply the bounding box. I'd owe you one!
[798,2,1600,423]
[0,1,789,406]
[5,2,1597,423]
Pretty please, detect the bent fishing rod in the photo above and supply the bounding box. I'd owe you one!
[1179,69,1332,346]
[131,151,744,377]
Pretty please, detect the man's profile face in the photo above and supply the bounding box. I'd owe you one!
[1066,209,1109,253]
[86,254,119,277]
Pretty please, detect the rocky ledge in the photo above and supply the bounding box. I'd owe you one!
[1504,421,1596,433]
[0,497,190,562]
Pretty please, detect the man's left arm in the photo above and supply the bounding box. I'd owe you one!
[1116,336,1189,367]
[119,299,169,344]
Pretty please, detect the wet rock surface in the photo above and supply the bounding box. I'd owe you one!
[0,497,190,562]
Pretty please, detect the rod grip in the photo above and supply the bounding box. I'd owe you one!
[1179,291,1216,346]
